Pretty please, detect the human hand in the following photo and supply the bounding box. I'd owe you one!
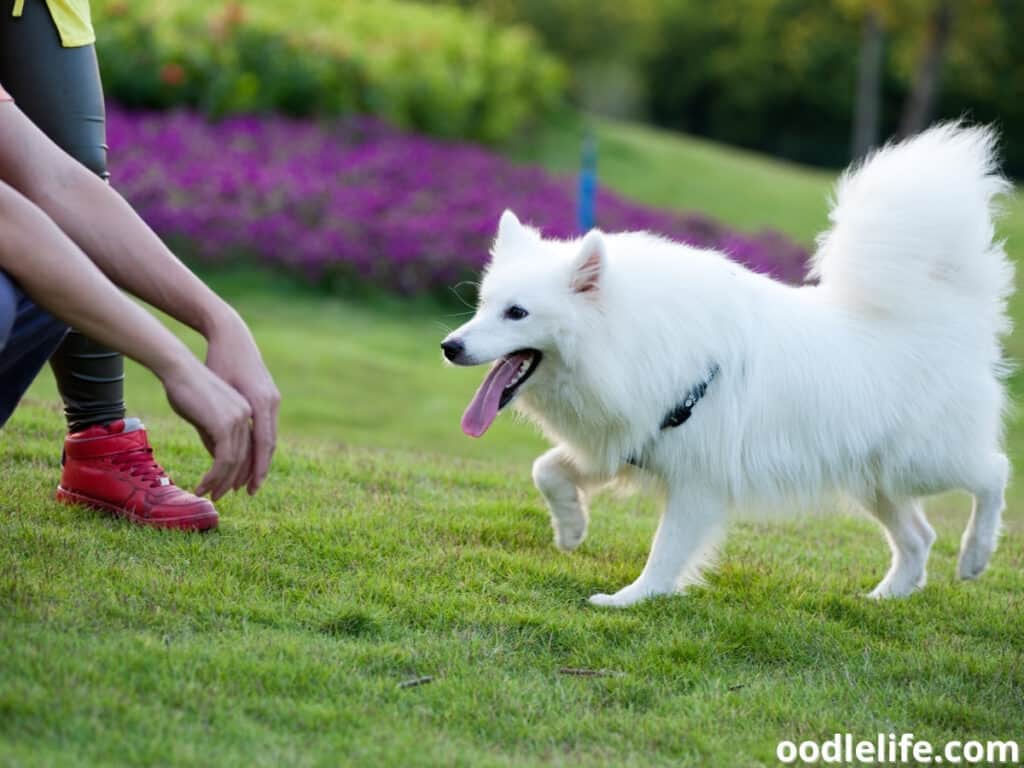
[204,307,281,494]
[159,354,255,500]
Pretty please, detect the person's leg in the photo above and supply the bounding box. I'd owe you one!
[0,3,218,529]
[0,0,125,431]
[0,272,69,428]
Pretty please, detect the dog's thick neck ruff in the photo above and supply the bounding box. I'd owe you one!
[627,363,720,468]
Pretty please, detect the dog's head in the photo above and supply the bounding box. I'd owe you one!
[442,209,607,437]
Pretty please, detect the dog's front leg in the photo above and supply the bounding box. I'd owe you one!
[590,485,725,607]
[532,446,592,551]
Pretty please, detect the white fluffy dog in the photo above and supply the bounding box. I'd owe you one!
[441,124,1013,607]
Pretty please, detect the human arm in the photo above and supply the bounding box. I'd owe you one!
[0,177,253,500]
[0,101,279,493]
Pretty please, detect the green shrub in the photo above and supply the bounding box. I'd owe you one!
[92,0,567,143]
[440,0,660,117]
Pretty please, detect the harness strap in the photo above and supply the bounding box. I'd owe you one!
[626,363,720,468]
[659,364,719,429]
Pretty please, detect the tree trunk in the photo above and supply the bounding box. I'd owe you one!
[851,9,884,161]
[899,1,953,138]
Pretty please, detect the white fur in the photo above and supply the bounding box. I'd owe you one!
[444,124,1013,607]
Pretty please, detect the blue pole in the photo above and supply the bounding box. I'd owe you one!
[577,129,596,233]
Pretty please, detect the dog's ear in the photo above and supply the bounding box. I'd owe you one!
[498,209,522,239]
[570,229,606,294]
[494,209,535,255]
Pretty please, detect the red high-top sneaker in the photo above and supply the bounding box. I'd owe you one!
[56,418,218,531]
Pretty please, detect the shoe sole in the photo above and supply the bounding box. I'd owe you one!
[55,486,219,531]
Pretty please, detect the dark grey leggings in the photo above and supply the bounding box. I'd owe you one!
[0,0,125,431]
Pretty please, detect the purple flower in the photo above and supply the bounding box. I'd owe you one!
[106,106,810,294]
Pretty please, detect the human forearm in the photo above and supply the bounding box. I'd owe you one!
[32,164,238,336]
[0,102,279,493]
[0,180,194,380]
[0,103,235,337]
[0,181,257,498]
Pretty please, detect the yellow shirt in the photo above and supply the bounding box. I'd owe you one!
[11,0,94,48]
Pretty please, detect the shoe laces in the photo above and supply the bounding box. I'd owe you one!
[111,447,171,488]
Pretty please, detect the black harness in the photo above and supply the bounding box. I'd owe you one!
[626,364,720,468]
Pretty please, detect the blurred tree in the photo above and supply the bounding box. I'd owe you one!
[935,0,1023,170]
[643,0,863,166]
[435,0,1024,174]
[851,6,884,159]
[899,0,954,136]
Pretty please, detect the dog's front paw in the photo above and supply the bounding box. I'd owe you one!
[553,517,587,551]
[550,504,587,552]
[589,592,632,608]
[957,538,995,581]
[589,582,665,608]
[865,577,923,600]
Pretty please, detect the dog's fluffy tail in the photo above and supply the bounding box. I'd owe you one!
[811,123,1013,340]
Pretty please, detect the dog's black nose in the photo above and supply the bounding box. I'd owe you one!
[441,338,465,361]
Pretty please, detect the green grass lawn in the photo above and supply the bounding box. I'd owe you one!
[3,119,1023,766]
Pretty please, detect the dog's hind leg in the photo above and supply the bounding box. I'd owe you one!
[533,446,591,551]
[590,485,725,608]
[958,452,1009,581]
[866,492,935,599]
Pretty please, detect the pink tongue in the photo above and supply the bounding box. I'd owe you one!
[461,353,531,437]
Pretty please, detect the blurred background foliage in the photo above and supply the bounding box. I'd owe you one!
[83,0,1024,298]
[439,0,1024,174]
[92,0,566,143]
[93,0,1024,172]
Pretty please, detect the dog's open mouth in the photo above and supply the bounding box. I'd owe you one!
[461,350,541,437]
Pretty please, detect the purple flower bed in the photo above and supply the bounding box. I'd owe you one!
[106,106,809,295]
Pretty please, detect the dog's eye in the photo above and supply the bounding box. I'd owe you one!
[504,305,529,321]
